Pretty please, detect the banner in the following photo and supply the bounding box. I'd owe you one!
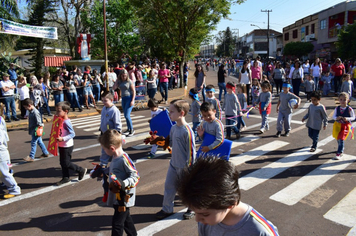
[0,18,57,39]
[48,115,63,156]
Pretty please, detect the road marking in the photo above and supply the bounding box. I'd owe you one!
[74,116,145,128]
[248,115,304,125]
[347,225,356,236]
[83,119,150,132]
[137,208,188,236]
[230,141,289,166]
[270,154,356,205]
[324,187,356,228]
[69,115,101,123]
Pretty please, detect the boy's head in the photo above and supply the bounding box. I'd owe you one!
[177,157,241,225]
[205,84,215,99]
[200,102,216,123]
[98,129,122,155]
[169,99,189,121]
[147,98,158,111]
[226,82,235,93]
[236,84,243,93]
[306,74,312,81]
[189,88,199,101]
[102,93,114,107]
[55,101,71,118]
[22,98,34,110]
[261,81,271,92]
[282,83,292,93]
[311,91,321,106]
[343,73,350,81]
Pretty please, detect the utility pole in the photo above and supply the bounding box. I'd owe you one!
[261,9,272,59]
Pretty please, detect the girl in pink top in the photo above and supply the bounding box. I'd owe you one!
[158,63,170,104]
[251,60,262,81]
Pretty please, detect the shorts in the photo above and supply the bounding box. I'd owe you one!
[83,87,93,96]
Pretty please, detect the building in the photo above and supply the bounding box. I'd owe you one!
[199,44,217,58]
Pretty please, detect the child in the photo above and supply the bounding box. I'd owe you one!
[177,157,279,236]
[251,78,261,106]
[22,98,50,162]
[304,74,315,102]
[197,102,224,153]
[275,83,301,138]
[147,98,163,158]
[189,88,201,142]
[98,129,139,236]
[255,81,272,133]
[302,91,328,152]
[224,82,241,140]
[321,72,332,96]
[205,84,222,120]
[236,84,247,131]
[340,74,354,102]
[55,101,87,185]
[99,93,122,201]
[332,92,355,160]
[156,99,196,220]
[0,116,21,198]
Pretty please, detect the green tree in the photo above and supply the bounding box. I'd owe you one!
[336,22,356,60]
[283,42,314,58]
[0,0,19,19]
[81,0,141,61]
[133,0,245,87]
[215,27,235,57]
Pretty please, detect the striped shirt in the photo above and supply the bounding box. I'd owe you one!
[201,119,224,150]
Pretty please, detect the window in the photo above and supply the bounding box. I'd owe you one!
[284,32,289,41]
[293,29,298,39]
[306,26,309,35]
[320,20,326,30]
[311,24,315,33]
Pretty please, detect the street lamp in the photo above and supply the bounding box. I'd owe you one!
[250,24,261,29]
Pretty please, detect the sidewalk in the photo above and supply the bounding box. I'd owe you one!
[5,69,196,129]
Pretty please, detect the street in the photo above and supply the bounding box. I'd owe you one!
[1,69,356,236]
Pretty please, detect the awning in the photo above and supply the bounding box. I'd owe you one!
[44,56,72,67]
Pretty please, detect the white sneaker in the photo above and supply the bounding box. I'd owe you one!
[81,105,85,109]
[89,104,95,107]
[241,126,247,131]
[333,153,343,160]
[259,128,265,133]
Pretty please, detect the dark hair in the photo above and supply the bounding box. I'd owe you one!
[56,101,71,112]
[200,102,215,112]
[310,91,321,100]
[194,64,206,78]
[205,84,215,90]
[147,98,158,108]
[170,99,190,116]
[22,98,34,106]
[261,80,271,90]
[177,157,241,210]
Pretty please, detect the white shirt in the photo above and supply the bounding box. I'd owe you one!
[311,64,322,77]
[18,85,30,100]
[240,69,251,84]
[0,80,15,96]
[302,63,310,73]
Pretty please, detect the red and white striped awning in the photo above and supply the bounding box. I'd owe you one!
[44,56,72,67]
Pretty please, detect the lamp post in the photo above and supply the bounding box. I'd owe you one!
[250,24,261,29]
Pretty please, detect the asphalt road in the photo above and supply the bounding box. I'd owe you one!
[1,69,356,236]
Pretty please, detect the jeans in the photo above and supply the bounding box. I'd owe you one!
[112,207,137,236]
[147,88,157,99]
[40,96,52,115]
[93,83,101,101]
[67,92,81,109]
[3,96,17,119]
[292,79,302,97]
[277,111,292,132]
[308,127,320,149]
[160,82,168,101]
[261,113,269,130]
[30,134,49,159]
[313,77,320,91]
[53,93,64,105]
[122,96,133,131]
[334,76,342,93]
[274,79,283,94]
[199,84,206,102]
[337,139,344,154]
[226,115,239,137]
[0,157,21,195]
[237,116,245,129]
[218,82,226,101]
[76,88,84,106]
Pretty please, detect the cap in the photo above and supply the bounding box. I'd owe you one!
[3,73,10,77]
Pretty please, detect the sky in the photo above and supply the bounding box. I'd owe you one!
[212,0,347,41]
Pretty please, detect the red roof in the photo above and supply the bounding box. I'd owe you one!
[44,56,72,67]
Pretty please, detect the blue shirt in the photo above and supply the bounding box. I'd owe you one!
[8,69,17,82]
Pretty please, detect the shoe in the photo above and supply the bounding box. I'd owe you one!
[3,194,16,199]
[276,131,281,138]
[259,128,265,133]
[123,130,130,135]
[81,105,85,109]
[5,118,11,123]
[333,153,343,160]
[127,130,135,137]
[56,177,70,186]
[89,104,95,107]
[102,192,108,202]
[72,108,75,112]
[236,132,241,140]
[38,153,49,158]
[156,210,173,220]
[284,131,290,137]
[47,113,53,116]
[23,156,34,162]
[165,101,168,104]
[12,117,20,121]
[310,148,316,152]
[78,168,87,181]
[183,209,195,220]
[147,153,155,159]
[241,126,247,131]
[79,108,83,112]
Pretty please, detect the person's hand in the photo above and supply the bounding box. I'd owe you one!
[276,107,279,112]
[201,146,210,153]
[293,104,299,109]
[57,137,63,142]
[197,125,204,137]
[130,101,134,107]
[323,126,326,130]
[302,118,305,122]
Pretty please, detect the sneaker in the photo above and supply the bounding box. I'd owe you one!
[79,108,83,112]
[165,101,168,104]
[183,209,195,220]
[47,113,53,116]
[333,153,343,160]
[284,131,290,137]
[236,132,241,140]
[123,130,130,135]
[241,125,247,131]
[3,194,16,199]
[78,168,87,181]
[127,130,135,137]
[259,128,265,133]
[81,105,85,109]
[38,153,49,158]
[23,156,34,162]
[156,210,173,220]
[89,104,95,107]
[147,153,155,159]
[276,131,281,138]
[102,192,108,202]
[5,118,11,123]
[56,177,70,186]
[310,148,316,152]
[12,117,20,121]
